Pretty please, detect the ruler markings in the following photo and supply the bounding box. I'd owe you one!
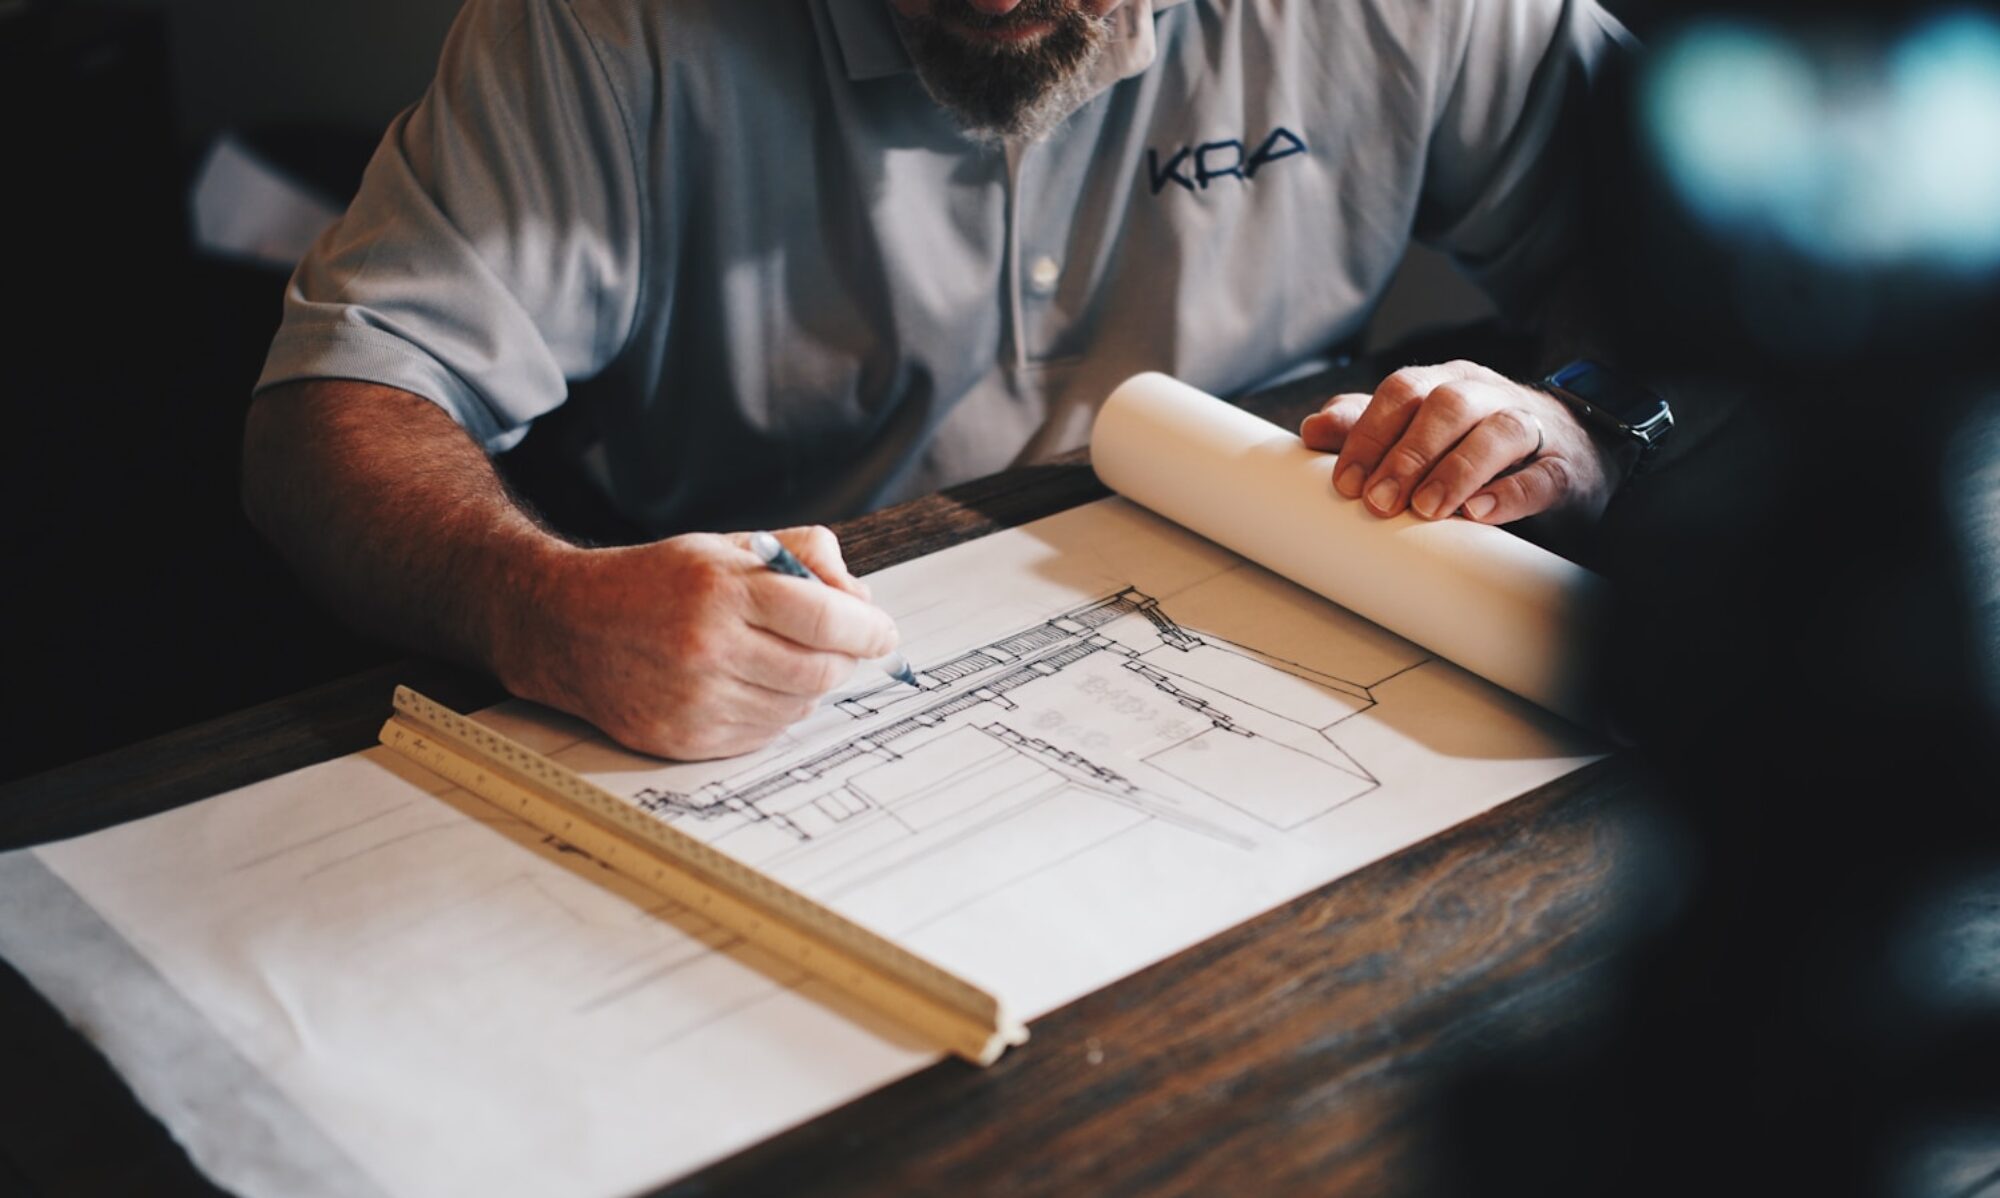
[378,687,1026,1065]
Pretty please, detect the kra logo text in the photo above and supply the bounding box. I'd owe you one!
[1146,127,1308,194]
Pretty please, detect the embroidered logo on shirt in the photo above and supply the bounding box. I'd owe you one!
[1147,127,1308,194]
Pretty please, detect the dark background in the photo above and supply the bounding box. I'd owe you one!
[2,0,470,783]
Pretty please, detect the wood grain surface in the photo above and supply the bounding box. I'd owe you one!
[0,361,1646,1198]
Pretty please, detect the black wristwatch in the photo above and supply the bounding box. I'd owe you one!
[1534,359,1675,478]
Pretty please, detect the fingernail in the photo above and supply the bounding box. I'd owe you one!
[1366,478,1400,512]
[1464,494,1497,521]
[1335,464,1365,497]
[1411,481,1444,519]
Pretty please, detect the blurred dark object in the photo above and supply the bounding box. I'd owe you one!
[1594,4,2000,383]
[0,6,394,784]
[1424,6,2000,1195]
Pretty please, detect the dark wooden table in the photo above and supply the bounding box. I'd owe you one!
[0,366,1656,1197]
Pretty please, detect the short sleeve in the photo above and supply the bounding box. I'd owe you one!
[255,0,644,453]
[1415,0,1631,313]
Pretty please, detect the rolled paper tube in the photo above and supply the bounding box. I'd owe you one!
[1090,372,1605,728]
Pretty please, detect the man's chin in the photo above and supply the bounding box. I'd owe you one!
[921,80,1091,144]
[898,16,1109,144]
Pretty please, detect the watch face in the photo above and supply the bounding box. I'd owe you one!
[1548,360,1671,431]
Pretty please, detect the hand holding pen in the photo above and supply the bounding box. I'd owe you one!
[487,526,904,762]
[750,531,919,689]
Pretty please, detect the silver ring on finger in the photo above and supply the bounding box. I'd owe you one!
[1525,412,1545,460]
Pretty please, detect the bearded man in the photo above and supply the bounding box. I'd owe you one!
[243,0,1631,761]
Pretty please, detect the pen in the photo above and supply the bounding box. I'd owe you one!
[748,531,920,690]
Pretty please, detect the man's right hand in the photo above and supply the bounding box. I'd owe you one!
[494,526,900,761]
[244,383,899,763]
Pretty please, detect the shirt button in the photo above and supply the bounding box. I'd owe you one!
[1028,255,1060,295]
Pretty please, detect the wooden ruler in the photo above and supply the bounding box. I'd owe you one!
[378,686,1027,1065]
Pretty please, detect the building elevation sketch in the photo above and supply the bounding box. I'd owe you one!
[631,587,1397,901]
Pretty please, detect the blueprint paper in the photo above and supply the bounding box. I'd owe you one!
[1094,373,1605,725]
[2,495,1601,1198]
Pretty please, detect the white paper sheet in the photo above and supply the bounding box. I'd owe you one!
[0,420,1604,1197]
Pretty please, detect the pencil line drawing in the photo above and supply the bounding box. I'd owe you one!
[515,582,1431,1052]
[627,587,1406,895]
[427,575,1449,1051]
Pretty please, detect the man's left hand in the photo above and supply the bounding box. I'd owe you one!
[1299,360,1619,524]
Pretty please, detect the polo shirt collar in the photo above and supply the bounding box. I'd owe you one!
[825,0,1194,83]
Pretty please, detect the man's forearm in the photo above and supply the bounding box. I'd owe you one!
[241,380,569,675]
[241,380,902,761]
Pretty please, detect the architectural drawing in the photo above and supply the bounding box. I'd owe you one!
[630,587,1407,900]
[4,496,1599,1198]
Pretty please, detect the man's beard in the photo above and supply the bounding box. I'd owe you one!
[893,1,1114,145]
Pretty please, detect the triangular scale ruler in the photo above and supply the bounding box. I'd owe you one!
[379,685,1026,1065]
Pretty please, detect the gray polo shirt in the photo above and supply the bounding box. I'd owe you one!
[258,0,1624,535]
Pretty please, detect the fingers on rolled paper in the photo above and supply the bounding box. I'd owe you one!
[1326,361,1498,502]
[1357,377,1521,518]
[1462,456,1574,524]
[1301,392,1367,452]
[1330,383,1424,500]
[1408,408,1544,521]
